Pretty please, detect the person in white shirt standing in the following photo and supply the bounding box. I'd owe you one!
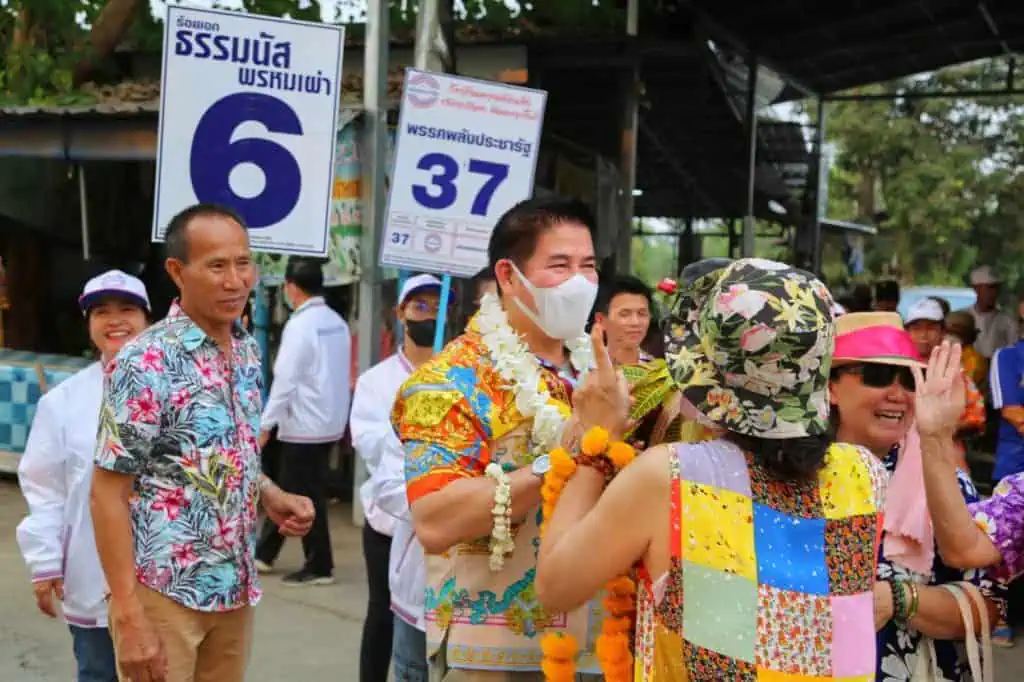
[17,270,150,682]
[351,273,441,682]
[970,265,1019,359]
[255,257,351,586]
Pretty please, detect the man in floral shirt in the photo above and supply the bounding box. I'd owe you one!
[90,203,314,682]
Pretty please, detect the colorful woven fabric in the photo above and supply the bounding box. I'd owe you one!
[634,439,888,681]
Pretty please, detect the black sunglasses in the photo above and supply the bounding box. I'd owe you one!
[838,363,917,392]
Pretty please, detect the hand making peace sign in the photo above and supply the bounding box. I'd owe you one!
[573,323,632,440]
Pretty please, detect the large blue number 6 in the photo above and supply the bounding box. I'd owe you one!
[190,93,303,229]
[412,153,459,210]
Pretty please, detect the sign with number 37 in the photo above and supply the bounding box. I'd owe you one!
[380,69,547,278]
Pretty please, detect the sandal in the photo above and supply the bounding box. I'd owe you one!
[993,623,1015,648]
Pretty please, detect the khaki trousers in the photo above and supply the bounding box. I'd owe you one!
[109,586,253,682]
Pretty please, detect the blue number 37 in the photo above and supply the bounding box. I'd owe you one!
[412,153,509,217]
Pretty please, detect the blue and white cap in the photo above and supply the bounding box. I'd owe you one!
[398,273,442,306]
[79,269,151,313]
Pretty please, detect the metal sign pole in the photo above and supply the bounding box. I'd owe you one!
[412,0,456,354]
[353,0,390,527]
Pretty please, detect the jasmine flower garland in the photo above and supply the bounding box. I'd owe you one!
[475,292,593,571]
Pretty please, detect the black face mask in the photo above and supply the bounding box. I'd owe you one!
[406,319,437,348]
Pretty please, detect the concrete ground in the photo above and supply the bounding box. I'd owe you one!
[1,478,1024,680]
[0,480,366,681]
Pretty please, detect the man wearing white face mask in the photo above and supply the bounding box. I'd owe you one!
[392,197,605,681]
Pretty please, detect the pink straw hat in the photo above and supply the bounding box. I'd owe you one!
[833,312,925,368]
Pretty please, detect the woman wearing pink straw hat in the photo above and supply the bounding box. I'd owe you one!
[830,312,1004,681]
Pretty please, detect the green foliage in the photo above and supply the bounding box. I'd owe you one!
[0,0,90,103]
[1,0,631,104]
[812,58,1024,291]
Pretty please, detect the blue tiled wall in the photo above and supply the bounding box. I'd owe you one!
[0,351,91,455]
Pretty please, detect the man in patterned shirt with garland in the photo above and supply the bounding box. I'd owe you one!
[91,203,315,682]
[393,197,611,681]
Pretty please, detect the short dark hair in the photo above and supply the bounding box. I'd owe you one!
[472,266,496,285]
[164,203,246,263]
[285,257,325,295]
[594,275,652,315]
[487,196,596,272]
[875,279,900,302]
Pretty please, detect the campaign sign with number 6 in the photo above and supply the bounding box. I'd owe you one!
[380,69,547,278]
[152,5,344,256]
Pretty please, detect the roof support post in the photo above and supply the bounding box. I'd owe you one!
[742,53,759,258]
[353,0,390,527]
[810,96,827,274]
[615,0,641,274]
[78,164,91,261]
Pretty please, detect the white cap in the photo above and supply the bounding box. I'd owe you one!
[970,265,1000,286]
[905,298,945,325]
[398,273,442,306]
[79,269,151,312]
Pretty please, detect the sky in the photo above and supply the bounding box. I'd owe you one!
[146,0,524,23]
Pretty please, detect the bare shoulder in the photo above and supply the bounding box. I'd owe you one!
[615,443,674,492]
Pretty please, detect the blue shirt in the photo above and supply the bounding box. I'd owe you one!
[990,340,1024,482]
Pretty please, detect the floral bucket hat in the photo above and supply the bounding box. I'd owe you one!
[663,258,836,439]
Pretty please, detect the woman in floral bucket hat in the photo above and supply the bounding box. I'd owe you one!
[536,258,888,681]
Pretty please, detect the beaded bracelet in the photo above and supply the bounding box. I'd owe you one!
[889,580,908,621]
[889,580,920,622]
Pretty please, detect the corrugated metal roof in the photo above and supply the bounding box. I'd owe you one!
[0,68,413,118]
[0,101,161,117]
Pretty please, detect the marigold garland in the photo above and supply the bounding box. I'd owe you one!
[539,427,637,682]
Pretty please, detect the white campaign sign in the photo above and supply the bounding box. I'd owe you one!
[380,69,547,277]
[152,6,344,256]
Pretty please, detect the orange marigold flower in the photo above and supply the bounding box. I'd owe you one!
[550,448,577,478]
[603,595,635,614]
[596,633,631,664]
[540,659,575,682]
[581,427,610,456]
[606,441,636,469]
[541,481,564,502]
[605,576,636,596]
[600,615,631,634]
[540,632,579,659]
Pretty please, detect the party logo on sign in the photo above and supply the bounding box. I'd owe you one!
[406,72,440,109]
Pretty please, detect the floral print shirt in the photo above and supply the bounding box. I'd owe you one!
[969,472,1024,584]
[875,448,1006,682]
[95,303,264,612]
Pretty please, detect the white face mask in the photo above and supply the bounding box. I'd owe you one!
[511,264,598,341]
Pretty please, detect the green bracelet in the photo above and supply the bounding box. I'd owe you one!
[890,580,908,621]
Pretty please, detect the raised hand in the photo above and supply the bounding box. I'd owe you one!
[572,324,631,440]
[910,340,966,440]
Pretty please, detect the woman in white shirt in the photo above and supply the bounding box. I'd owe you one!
[17,270,150,682]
